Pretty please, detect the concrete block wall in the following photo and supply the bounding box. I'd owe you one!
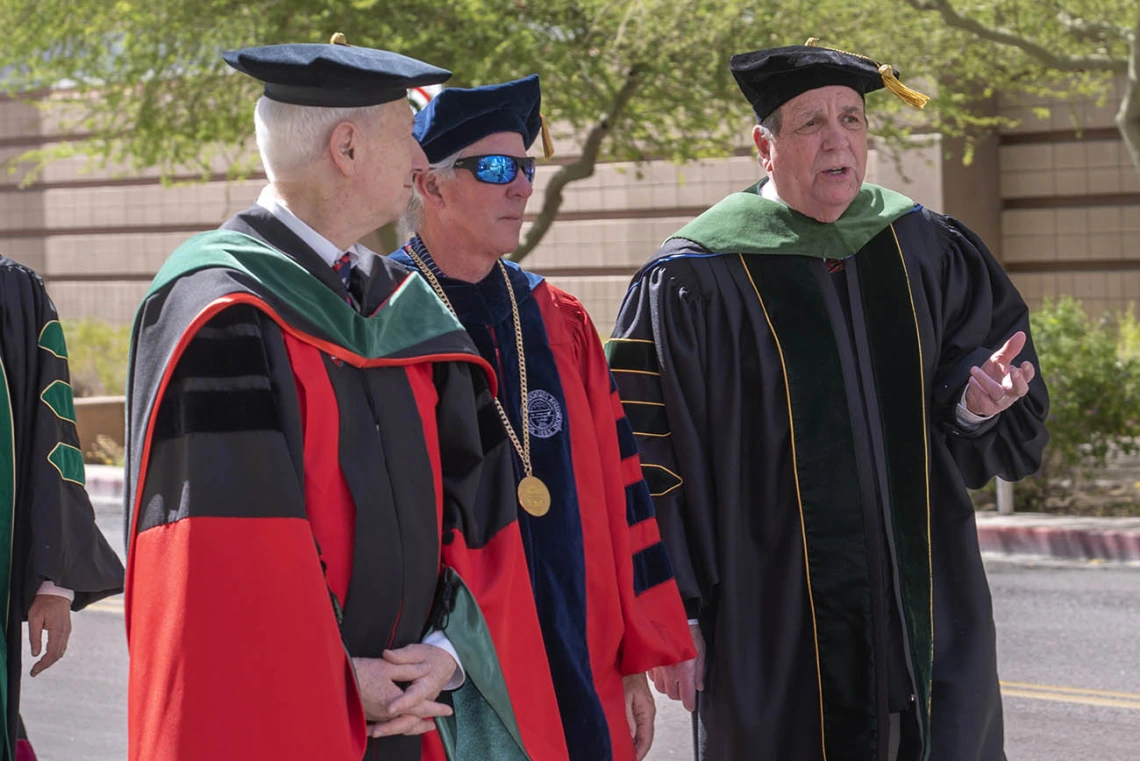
[996,76,1139,317]
[4,78,1137,329]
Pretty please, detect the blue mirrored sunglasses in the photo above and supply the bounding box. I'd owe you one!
[453,154,536,185]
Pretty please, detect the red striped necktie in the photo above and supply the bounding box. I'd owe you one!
[332,252,356,307]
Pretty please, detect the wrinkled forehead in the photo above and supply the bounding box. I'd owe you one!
[781,84,866,117]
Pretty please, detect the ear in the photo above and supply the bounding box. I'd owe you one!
[753,125,775,174]
[414,170,448,209]
[328,121,358,176]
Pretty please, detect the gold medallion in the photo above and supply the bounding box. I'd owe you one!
[518,475,551,517]
[405,246,553,517]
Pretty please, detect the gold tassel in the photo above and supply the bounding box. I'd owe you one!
[877,64,930,109]
[539,114,555,160]
[803,38,929,110]
[330,32,348,45]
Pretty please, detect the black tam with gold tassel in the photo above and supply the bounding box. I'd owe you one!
[730,37,930,121]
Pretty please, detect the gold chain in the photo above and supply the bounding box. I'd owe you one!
[403,246,533,478]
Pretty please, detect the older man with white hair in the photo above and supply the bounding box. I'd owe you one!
[124,36,515,761]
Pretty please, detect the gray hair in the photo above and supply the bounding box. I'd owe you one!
[398,150,462,237]
[254,96,387,181]
[756,106,782,141]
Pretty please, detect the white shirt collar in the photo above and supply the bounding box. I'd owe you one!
[760,177,783,204]
[255,186,376,276]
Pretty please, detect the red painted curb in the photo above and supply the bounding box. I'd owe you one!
[976,525,1140,562]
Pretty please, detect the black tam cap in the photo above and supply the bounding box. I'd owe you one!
[223,33,451,108]
[730,39,929,122]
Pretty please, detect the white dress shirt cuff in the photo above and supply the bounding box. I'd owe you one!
[36,581,74,602]
[956,387,997,429]
[423,630,466,690]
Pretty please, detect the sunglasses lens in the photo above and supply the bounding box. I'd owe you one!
[475,155,517,185]
[521,157,536,183]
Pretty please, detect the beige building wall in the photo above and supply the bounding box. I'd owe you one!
[2,78,1137,330]
[995,76,1139,317]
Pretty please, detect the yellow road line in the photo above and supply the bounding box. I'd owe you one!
[1002,688,1140,711]
[85,598,124,614]
[1001,680,1140,701]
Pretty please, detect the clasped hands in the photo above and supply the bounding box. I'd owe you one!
[353,643,458,738]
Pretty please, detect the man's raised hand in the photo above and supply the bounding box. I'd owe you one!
[965,331,1036,418]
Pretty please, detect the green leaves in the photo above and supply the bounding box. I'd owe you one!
[62,318,133,397]
[1023,297,1140,508]
[1,0,1132,247]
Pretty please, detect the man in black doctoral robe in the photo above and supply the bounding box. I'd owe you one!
[0,258,123,761]
[608,40,1048,761]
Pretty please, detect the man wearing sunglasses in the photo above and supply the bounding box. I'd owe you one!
[392,75,694,761]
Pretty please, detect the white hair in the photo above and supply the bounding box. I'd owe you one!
[254,96,388,181]
[756,106,782,142]
[398,149,462,238]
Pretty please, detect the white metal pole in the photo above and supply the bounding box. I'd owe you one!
[996,478,1014,515]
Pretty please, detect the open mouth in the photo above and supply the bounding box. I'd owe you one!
[823,167,849,177]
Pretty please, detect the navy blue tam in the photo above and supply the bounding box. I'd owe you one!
[731,39,928,121]
[223,34,451,108]
[413,74,543,163]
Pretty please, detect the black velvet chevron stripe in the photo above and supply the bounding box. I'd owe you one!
[858,227,934,752]
[632,541,675,595]
[178,336,272,378]
[606,340,659,373]
[154,388,280,439]
[616,416,639,460]
[623,402,669,436]
[641,464,682,497]
[625,481,655,526]
[154,305,282,439]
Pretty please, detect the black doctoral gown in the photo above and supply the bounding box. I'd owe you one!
[608,183,1049,761]
[0,258,124,760]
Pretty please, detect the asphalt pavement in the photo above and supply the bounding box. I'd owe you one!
[16,515,1140,761]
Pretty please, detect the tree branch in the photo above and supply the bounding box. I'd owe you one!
[509,67,642,263]
[1117,12,1140,174]
[905,0,1126,72]
[1056,11,1134,43]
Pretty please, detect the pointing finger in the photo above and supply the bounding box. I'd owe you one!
[991,331,1027,366]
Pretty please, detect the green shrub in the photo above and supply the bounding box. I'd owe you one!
[62,318,131,397]
[1119,306,1140,364]
[1018,298,1140,509]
